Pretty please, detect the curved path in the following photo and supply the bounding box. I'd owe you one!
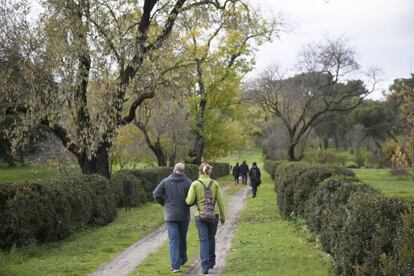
[90,184,244,276]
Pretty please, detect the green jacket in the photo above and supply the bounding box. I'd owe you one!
[185,175,225,220]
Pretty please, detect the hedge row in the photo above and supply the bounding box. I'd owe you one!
[113,162,229,208]
[0,175,117,250]
[263,160,278,180]
[274,162,413,276]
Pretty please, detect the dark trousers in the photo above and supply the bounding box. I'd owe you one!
[195,215,218,271]
[166,221,190,270]
[251,184,258,197]
[233,175,239,183]
[241,174,248,185]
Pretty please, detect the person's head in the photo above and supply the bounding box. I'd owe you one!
[198,162,213,176]
[242,160,246,164]
[173,163,185,174]
[236,162,239,166]
[252,162,257,167]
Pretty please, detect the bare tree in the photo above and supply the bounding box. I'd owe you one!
[245,38,380,161]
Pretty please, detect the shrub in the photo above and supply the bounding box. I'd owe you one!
[304,176,368,232]
[209,162,230,179]
[382,207,414,276]
[264,160,278,180]
[111,171,146,207]
[274,161,414,276]
[0,175,116,250]
[304,149,347,166]
[332,192,411,275]
[275,162,354,218]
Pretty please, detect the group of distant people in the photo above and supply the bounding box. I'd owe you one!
[232,161,261,198]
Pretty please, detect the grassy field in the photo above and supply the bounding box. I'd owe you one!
[223,172,333,276]
[355,168,414,201]
[0,165,81,182]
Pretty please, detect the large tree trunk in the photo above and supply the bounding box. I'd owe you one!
[190,133,204,165]
[153,142,167,167]
[189,96,207,165]
[77,143,111,178]
[287,143,298,161]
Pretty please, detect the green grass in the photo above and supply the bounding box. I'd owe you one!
[0,166,81,182]
[131,176,240,275]
[216,147,264,166]
[0,203,164,276]
[224,172,333,276]
[355,168,414,201]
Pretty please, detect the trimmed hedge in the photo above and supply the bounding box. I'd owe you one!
[113,163,229,208]
[274,162,414,275]
[0,175,116,250]
[209,162,230,179]
[275,162,355,218]
[264,160,278,180]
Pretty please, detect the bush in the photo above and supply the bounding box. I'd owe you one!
[264,160,278,180]
[304,149,348,166]
[382,207,414,276]
[332,192,411,275]
[209,162,230,179]
[275,162,354,218]
[0,175,116,250]
[118,163,227,204]
[111,171,147,207]
[304,176,368,232]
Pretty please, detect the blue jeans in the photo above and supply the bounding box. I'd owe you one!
[166,221,190,270]
[195,215,218,271]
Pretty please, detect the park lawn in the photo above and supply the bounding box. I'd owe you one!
[131,176,240,275]
[0,203,164,276]
[355,168,414,201]
[224,172,333,276]
[0,165,81,182]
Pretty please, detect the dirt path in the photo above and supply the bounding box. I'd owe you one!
[89,184,237,276]
[185,186,249,275]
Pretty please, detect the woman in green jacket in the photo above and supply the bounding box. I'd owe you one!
[185,163,225,274]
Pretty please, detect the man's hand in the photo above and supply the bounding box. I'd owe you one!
[220,218,225,225]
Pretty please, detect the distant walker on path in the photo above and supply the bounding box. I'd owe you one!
[153,163,192,273]
[249,162,261,198]
[232,162,240,184]
[239,161,249,185]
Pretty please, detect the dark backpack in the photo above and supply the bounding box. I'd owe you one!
[197,179,216,222]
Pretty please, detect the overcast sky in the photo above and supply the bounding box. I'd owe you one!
[247,0,414,99]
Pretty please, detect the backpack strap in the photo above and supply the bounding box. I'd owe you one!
[197,179,207,189]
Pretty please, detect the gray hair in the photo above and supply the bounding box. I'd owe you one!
[173,163,185,174]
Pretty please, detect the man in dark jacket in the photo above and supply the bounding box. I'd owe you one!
[232,162,240,184]
[249,162,261,198]
[239,160,249,185]
[153,163,192,273]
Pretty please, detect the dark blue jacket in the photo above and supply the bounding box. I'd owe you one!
[153,173,192,222]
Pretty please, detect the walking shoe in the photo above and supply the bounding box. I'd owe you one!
[171,268,180,273]
[202,269,209,274]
